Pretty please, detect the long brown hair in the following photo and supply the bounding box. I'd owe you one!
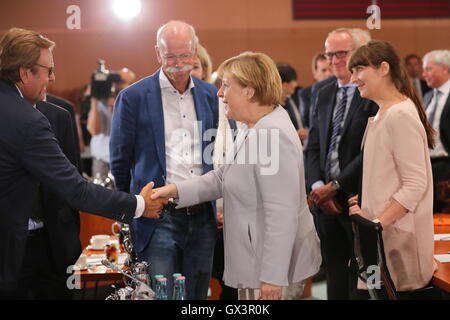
[348,40,435,149]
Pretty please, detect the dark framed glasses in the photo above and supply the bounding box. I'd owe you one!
[325,50,353,60]
[34,63,55,77]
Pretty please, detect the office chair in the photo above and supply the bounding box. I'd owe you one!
[351,214,398,300]
[351,214,444,300]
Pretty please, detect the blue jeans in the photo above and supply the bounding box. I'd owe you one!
[141,207,217,300]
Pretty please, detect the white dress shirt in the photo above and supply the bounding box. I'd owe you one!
[159,69,203,185]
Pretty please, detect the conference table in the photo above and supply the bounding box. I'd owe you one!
[75,215,450,298]
[74,236,124,298]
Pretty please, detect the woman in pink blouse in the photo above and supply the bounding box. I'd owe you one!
[347,40,437,294]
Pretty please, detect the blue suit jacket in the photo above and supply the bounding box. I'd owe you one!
[0,79,137,289]
[110,70,219,253]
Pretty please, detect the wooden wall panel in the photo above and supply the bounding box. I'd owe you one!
[1,0,449,96]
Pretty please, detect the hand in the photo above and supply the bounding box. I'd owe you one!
[259,282,282,300]
[348,203,370,220]
[150,184,178,200]
[318,198,342,215]
[348,195,358,207]
[310,182,335,205]
[297,128,308,142]
[139,182,168,219]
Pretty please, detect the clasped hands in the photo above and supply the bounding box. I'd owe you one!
[307,182,342,215]
[139,183,178,219]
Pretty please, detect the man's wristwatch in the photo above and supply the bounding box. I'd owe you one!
[330,180,341,192]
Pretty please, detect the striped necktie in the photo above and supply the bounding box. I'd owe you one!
[428,89,441,126]
[326,86,348,181]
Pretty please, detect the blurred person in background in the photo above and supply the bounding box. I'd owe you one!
[87,67,136,179]
[405,54,431,101]
[422,50,450,213]
[277,63,307,144]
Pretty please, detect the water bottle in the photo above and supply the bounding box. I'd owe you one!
[174,276,186,300]
[171,273,182,300]
[154,275,164,300]
[157,277,168,300]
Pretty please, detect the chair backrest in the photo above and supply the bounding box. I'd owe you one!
[350,214,398,300]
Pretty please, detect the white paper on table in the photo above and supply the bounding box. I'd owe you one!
[434,234,450,241]
[434,254,450,263]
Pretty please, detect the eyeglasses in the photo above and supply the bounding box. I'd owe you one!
[162,52,193,64]
[34,63,55,77]
[325,50,353,60]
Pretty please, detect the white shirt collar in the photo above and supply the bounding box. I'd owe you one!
[436,78,450,96]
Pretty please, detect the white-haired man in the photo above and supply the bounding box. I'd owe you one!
[110,21,219,300]
[422,50,450,212]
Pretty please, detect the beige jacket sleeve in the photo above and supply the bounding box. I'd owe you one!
[388,108,428,213]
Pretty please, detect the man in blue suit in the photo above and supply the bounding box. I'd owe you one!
[0,28,166,300]
[110,21,219,300]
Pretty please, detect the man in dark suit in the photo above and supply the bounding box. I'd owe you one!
[110,21,219,300]
[35,101,81,299]
[46,94,81,171]
[0,27,165,299]
[305,28,378,300]
[422,50,450,213]
[276,63,307,143]
[299,52,333,148]
[405,54,432,100]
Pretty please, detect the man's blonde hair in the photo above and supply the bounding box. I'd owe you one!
[217,52,283,106]
[0,27,55,83]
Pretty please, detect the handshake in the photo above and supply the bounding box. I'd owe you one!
[139,182,179,219]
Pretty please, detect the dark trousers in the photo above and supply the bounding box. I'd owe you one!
[0,229,72,300]
[141,208,217,300]
[317,211,369,300]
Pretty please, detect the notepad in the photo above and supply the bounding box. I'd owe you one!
[434,234,450,241]
[434,254,450,263]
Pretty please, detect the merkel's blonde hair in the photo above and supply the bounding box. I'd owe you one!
[197,44,213,83]
[217,51,282,106]
[0,28,55,83]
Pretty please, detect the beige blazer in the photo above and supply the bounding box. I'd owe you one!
[360,99,436,291]
[176,107,321,289]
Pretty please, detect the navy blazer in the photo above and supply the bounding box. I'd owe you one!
[110,70,219,253]
[0,79,137,289]
[36,101,82,273]
[424,90,450,154]
[305,80,378,196]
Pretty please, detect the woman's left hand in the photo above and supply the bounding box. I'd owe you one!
[259,282,282,300]
[348,203,370,220]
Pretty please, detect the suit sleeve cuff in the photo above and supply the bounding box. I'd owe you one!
[134,195,145,218]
